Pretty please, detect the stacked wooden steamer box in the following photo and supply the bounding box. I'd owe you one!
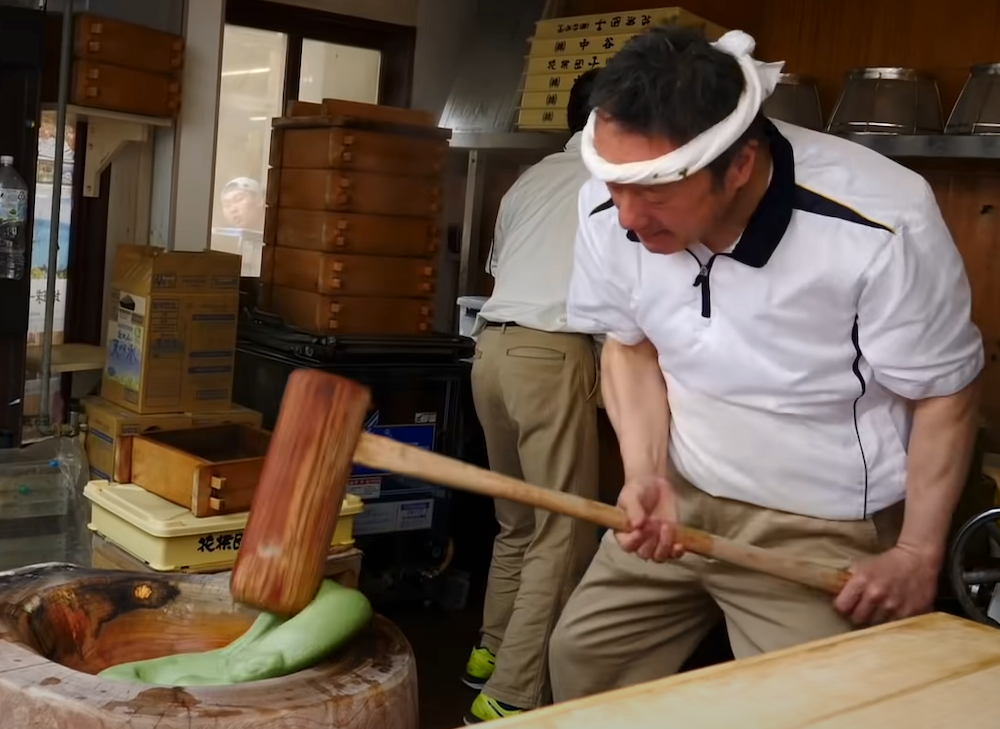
[518,6,728,130]
[261,98,452,336]
[45,13,184,119]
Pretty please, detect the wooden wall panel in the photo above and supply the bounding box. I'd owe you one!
[558,0,1000,115]
[921,165,1000,438]
[752,0,1000,118]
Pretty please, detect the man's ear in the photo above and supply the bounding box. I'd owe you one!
[727,139,760,190]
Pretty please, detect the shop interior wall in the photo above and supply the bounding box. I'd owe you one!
[559,0,1000,445]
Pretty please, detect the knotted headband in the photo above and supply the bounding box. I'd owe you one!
[581,30,785,186]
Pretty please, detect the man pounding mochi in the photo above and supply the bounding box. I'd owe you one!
[547,26,984,700]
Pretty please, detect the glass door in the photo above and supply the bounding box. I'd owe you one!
[210,26,287,277]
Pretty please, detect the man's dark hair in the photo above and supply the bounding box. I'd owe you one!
[567,68,601,134]
[589,26,767,184]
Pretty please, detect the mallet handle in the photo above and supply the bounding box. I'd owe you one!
[354,432,851,596]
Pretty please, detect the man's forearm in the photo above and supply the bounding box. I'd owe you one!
[601,337,670,481]
[897,378,981,560]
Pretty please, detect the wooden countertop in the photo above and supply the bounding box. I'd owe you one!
[494,613,998,728]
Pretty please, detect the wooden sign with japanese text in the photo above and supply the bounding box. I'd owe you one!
[533,7,703,40]
[518,6,729,130]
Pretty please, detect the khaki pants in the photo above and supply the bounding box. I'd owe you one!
[471,325,600,709]
[549,468,904,702]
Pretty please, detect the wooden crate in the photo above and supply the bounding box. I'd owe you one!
[271,247,436,299]
[72,60,181,118]
[122,424,271,517]
[268,285,434,336]
[270,126,448,176]
[263,207,439,258]
[71,13,184,74]
[266,167,442,218]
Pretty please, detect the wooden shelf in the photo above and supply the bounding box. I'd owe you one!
[42,102,174,129]
[41,103,171,197]
[25,343,104,375]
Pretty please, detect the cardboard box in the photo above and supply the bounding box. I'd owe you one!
[189,403,264,428]
[83,396,191,482]
[102,245,241,414]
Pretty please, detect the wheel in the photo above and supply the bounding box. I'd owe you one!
[948,507,1000,627]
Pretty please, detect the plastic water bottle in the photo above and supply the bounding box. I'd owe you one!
[0,155,29,281]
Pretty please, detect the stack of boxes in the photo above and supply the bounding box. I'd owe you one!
[83,245,363,578]
[45,13,184,119]
[517,6,728,130]
[260,98,452,336]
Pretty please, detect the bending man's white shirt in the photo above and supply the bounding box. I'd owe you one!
[475,133,592,335]
[567,119,984,521]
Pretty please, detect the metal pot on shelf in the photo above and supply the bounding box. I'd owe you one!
[947,63,1000,134]
[826,67,943,135]
[762,73,824,130]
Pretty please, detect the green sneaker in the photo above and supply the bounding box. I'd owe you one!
[461,645,496,690]
[464,693,524,724]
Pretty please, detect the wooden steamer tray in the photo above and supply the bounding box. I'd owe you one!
[262,100,451,337]
[116,423,271,517]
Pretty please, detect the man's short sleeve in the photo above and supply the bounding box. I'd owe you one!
[566,182,645,345]
[857,182,984,400]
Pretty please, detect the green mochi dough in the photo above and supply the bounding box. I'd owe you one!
[98,580,373,686]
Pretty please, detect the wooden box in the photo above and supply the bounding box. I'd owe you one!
[268,285,434,335]
[122,424,271,517]
[73,60,181,118]
[271,248,436,299]
[266,168,442,218]
[72,13,184,74]
[263,208,439,258]
[298,98,437,128]
[271,126,447,176]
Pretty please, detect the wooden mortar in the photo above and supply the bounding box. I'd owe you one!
[0,563,417,729]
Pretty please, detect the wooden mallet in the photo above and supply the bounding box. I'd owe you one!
[231,369,851,617]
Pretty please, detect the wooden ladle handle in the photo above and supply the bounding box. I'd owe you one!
[353,433,851,596]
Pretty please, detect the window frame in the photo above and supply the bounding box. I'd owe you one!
[224,0,416,109]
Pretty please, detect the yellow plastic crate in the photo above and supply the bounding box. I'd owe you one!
[84,480,363,573]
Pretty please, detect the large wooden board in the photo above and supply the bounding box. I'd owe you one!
[495,613,1000,729]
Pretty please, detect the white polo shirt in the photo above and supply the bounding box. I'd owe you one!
[476,133,592,334]
[568,119,984,520]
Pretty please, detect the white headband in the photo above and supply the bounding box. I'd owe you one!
[581,30,784,186]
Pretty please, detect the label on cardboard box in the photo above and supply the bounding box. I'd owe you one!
[105,290,150,398]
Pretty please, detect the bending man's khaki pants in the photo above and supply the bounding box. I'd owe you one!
[471,325,600,709]
[549,468,903,702]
